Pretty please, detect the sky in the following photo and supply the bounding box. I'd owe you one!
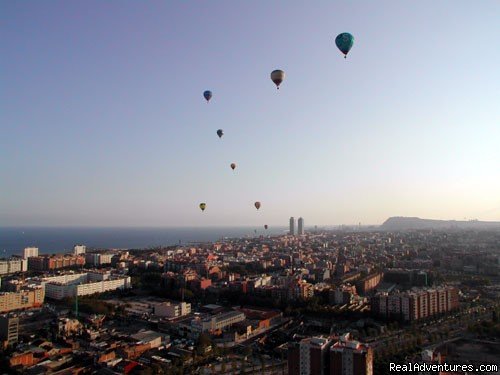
[1,0,499,227]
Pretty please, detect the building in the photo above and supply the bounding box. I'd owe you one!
[0,316,19,348]
[290,217,295,236]
[35,272,131,300]
[330,285,357,305]
[330,333,373,375]
[23,247,39,259]
[73,245,86,255]
[355,272,383,295]
[0,287,45,313]
[288,336,333,375]
[372,286,459,322]
[0,259,27,275]
[28,255,85,271]
[191,310,245,333]
[298,217,304,235]
[85,253,114,266]
[130,330,167,349]
[153,301,191,318]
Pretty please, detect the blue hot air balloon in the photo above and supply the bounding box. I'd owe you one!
[203,90,212,102]
[335,33,354,58]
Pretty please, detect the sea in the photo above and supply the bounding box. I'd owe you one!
[0,226,288,257]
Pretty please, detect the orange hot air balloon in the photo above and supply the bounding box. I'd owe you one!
[254,201,261,210]
[230,163,236,170]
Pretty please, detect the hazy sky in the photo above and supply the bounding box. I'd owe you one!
[1,1,499,227]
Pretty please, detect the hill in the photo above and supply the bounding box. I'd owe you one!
[380,217,500,231]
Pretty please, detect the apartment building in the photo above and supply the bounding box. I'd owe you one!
[0,287,45,313]
[35,272,131,300]
[330,333,373,375]
[372,286,459,321]
[0,259,27,275]
[0,316,19,347]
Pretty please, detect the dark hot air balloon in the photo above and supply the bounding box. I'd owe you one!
[199,203,206,212]
[230,163,236,170]
[335,33,354,58]
[254,201,261,210]
[270,70,285,89]
[217,129,224,138]
[203,90,212,102]
[264,224,268,230]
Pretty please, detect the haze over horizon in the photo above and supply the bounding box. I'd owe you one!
[2,1,499,227]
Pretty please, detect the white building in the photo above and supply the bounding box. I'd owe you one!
[153,301,191,318]
[35,272,131,300]
[290,217,295,235]
[0,259,27,275]
[23,247,39,259]
[298,217,304,235]
[73,245,86,255]
[191,311,245,333]
[130,330,166,349]
[85,253,114,266]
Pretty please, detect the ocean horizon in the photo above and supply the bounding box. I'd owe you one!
[0,226,290,257]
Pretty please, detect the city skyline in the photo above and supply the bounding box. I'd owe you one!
[2,1,500,227]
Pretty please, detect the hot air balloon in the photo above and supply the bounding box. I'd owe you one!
[230,163,236,170]
[264,224,268,230]
[270,70,285,89]
[203,90,212,102]
[199,203,206,212]
[254,201,261,210]
[335,32,354,58]
[217,129,224,138]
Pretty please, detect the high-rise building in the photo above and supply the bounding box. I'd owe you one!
[330,333,373,375]
[298,217,304,235]
[0,316,19,347]
[288,336,333,375]
[73,245,86,255]
[23,247,39,259]
[289,217,295,235]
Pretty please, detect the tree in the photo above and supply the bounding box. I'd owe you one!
[243,346,252,358]
[197,332,212,355]
[239,358,247,374]
[260,354,266,375]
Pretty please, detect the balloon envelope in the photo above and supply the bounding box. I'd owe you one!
[203,90,212,102]
[270,70,285,89]
[230,163,236,170]
[335,33,354,57]
[217,129,224,138]
[254,201,261,210]
[199,203,206,211]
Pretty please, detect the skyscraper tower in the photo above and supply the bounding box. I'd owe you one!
[289,217,295,235]
[298,217,304,235]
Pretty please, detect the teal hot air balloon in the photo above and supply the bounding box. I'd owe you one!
[203,90,212,102]
[335,32,354,58]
